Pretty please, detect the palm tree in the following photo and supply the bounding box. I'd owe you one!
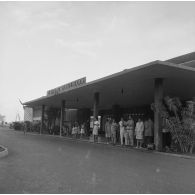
[156,96,195,153]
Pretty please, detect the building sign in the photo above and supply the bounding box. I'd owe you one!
[47,77,86,96]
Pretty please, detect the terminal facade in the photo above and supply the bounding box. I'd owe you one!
[24,52,195,151]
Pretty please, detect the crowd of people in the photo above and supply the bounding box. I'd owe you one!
[68,116,154,149]
[64,122,88,139]
[20,111,172,151]
[104,116,154,148]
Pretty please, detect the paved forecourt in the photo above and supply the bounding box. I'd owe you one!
[0,127,195,193]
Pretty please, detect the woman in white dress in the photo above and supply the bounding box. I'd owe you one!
[72,124,77,139]
[80,123,85,138]
[119,117,125,146]
[93,118,99,142]
[135,118,144,148]
[105,118,111,144]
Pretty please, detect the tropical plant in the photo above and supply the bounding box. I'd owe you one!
[152,96,195,153]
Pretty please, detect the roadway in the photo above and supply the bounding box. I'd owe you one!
[0,127,195,193]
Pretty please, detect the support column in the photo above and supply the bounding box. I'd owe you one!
[40,105,45,134]
[154,78,164,151]
[60,100,66,136]
[93,92,99,119]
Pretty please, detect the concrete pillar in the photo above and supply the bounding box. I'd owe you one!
[40,105,45,134]
[93,92,99,119]
[154,78,164,151]
[60,100,66,136]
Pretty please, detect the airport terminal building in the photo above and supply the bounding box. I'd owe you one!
[24,52,195,151]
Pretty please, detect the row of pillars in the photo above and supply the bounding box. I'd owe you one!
[40,78,164,151]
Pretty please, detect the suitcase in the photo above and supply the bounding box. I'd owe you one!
[147,143,155,150]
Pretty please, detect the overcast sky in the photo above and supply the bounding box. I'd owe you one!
[0,1,195,122]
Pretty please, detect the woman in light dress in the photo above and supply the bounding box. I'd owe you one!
[135,118,144,148]
[93,118,99,142]
[126,116,134,146]
[144,118,154,146]
[111,119,118,145]
[80,123,85,138]
[105,118,111,144]
[72,122,80,139]
[119,117,125,146]
[72,124,77,139]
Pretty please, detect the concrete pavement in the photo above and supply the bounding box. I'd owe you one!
[0,127,195,193]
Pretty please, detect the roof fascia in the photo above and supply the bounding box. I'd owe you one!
[23,60,195,106]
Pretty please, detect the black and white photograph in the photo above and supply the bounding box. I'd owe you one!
[0,1,195,194]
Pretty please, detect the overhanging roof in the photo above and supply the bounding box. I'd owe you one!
[24,60,195,109]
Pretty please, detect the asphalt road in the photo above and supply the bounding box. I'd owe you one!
[0,127,195,194]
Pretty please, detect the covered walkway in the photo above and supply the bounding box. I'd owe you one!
[24,52,195,151]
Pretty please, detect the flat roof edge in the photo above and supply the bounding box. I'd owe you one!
[23,60,195,106]
[23,60,159,106]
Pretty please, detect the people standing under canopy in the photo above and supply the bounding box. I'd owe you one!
[124,118,129,146]
[80,123,85,138]
[105,118,111,144]
[72,123,77,139]
[135,118,144,148]
[144,118,154,146]
[119,117,125,146]
[111,119,118,145]
[76,122,81,139]
[93,118,99,142]
[126,115,135,146]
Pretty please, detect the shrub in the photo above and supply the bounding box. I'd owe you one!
[152,96,195,153]
[13,122,24,131]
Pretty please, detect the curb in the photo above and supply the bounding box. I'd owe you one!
[153,150,195,160]
[26,132,195,160]
[0,145,8,158]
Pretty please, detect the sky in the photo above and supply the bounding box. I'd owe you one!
[0,1,195,122]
